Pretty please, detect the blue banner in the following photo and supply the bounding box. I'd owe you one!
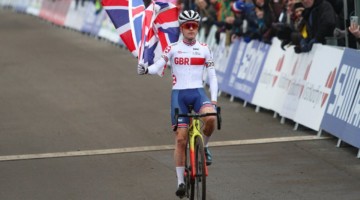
[14,1,28,12]
[223,39,270,102]
[220,39,247,96]
[81,3,106,36]
[217,39,241,95]
[81,3,98,34]
[90,9,106,36]
[236,40,270,102]
[321,48,360,148]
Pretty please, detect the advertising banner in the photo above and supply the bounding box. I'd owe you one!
[13,0,30,12]
[280,45,317,120]
[64,0,88,31]
[39,0,57,21]
[212,33,229,70]
[251,38,285,110]
[80,1,97,34]
[90,9,106,36]
[220,38,247,96]
[26,0,43,16]
[230,40,270,102]
[51,0,72,26]
[321,48,360,148]
[294,45,343,131]
[97,14,121,44]
[216,38,239,94]
[0,0,15,7]
[1,0,11,7]
[270,45,301,114]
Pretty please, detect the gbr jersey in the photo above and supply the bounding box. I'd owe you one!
[148,40,218,101]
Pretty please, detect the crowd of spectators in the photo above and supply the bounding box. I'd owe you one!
[172,0,360,52]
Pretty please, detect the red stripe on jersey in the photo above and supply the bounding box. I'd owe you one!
[190,58,205,66]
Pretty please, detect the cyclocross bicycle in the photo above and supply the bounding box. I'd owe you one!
[173,105,221,200]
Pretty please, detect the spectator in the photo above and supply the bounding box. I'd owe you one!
[326,0,344,28]
[230,0,258,42]
[213,0,234,45]
[348,17,360,45]
[252,0,280,43]
[272,0,286,20]
[332,0,357,48]
[254,7,267,39]
[183,0,196,10]
[287,0,296,18]
[293,1,304,30]
[278,0,296,25]
[217,0,234,22]
[176,0,183,10]
[272,0,300,49]
[293,0,337,53]
[276,0,300,32]
[196,0,218,38]
[253,0,284,19]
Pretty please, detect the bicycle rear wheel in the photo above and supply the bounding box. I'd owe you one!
[190,136,206,200]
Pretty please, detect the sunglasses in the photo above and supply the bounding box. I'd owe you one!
[182,22,199,30]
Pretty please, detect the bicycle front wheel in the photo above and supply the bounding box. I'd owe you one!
[192,136,206,200]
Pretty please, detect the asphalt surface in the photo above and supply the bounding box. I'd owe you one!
[0,8,359,200]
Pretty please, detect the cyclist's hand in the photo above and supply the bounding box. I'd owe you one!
[137,63,148,75]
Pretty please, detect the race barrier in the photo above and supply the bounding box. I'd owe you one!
[1,0,359,158]
[321,48,360,151]
[201,29,360,158]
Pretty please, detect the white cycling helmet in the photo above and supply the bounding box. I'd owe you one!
[178,10,201,25]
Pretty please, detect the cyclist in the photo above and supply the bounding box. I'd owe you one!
[137,10,218,198]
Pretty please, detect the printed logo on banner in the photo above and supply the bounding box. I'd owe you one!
[321,68,337,107]
[272,54,285,86]
[215,38,241,94]
[298,60,310,98]
[286,59,309,99]
[321,48,360,148]
[226,40,247,96]
[279,50,314,120]
[229,40,270,102]
[325,64,360,125]
[291,44,343,131]
[297,64,336,109]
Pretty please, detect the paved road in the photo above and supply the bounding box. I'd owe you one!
[0,8,359,200]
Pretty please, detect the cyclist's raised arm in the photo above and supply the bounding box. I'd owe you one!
[147,56,167,75]
[148,44,174,76]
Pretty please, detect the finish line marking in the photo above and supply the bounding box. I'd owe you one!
[0,135,330,162]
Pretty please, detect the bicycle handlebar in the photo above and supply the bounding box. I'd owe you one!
[173,106,222,132]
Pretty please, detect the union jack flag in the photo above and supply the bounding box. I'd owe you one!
[139,1,180,76]
[102,0,180,75]
[102,0,144,57]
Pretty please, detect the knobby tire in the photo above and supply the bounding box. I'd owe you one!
[190,136,206,200]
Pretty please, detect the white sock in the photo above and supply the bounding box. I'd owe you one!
[203,135,210,147]
[176,167,185,186]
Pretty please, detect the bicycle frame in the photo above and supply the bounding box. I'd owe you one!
[174,106,221,178]
[188,116,208,178]
[174,106,221,199]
